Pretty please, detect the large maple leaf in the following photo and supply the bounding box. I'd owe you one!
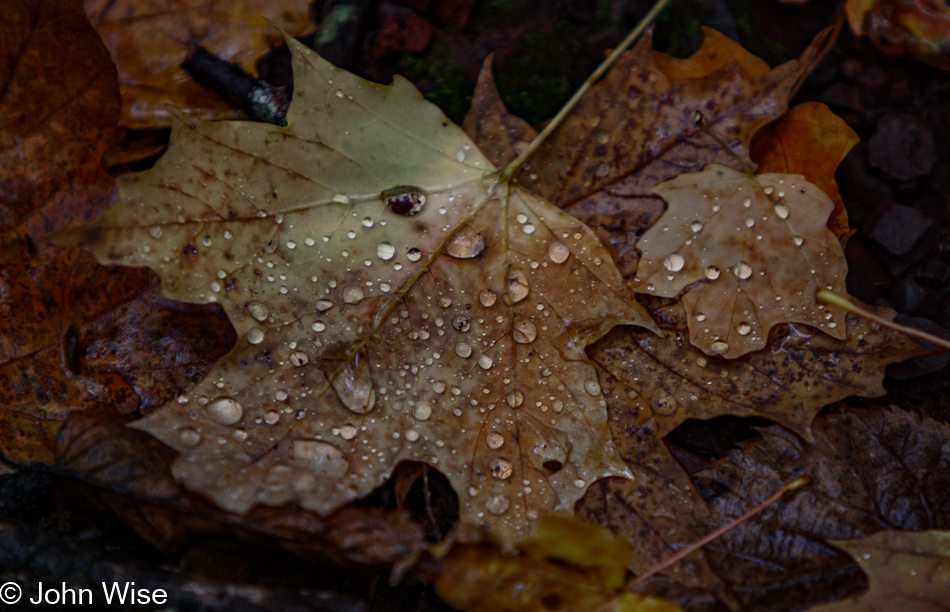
[60,35,658,546]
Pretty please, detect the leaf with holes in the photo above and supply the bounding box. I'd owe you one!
[57,35,658,547]
[631,165,848,358]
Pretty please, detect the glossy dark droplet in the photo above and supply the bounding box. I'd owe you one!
[383,186,427,216]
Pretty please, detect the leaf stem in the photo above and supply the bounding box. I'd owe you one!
[499,0,673,183]
[817,290,950,351]
[628,475,812,588]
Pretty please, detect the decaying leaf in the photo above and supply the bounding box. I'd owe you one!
[809,530,950,612]
[652,26,770,81]
[513,28,833,279]
[428,514,686,612]
[688,406,950,610]
[846,0,950,72]
[750,102,860,239]
[631,165,848,358]
[0,0,234,467]
[84,0,311,128]
[60,34,658,546]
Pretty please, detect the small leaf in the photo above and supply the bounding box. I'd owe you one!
[632,165,848,358]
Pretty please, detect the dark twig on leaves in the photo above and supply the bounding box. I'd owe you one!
[181,46,289,126]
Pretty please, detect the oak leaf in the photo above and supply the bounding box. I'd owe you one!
[750,102,859,239]
[61,35,658,546]
[631,165,848,358]
[810,530,950,612]
[84,0,311,128]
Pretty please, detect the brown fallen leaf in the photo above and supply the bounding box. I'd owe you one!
[84,0,311,128]
[846,0,950,72]
[573,299,919,605]
[514,28,833,279]
[427,514,686,612]
[652,26,771,80]
[0,0,233,466]
[0,0,118,237]
[687,405,950,610]
[750,102,859,239]
[808,530,950,612]
[461,55,538,169]
[59,34,658,547]
[631,164,849,358]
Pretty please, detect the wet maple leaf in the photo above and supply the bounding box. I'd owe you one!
[810,530,950,612]
[59,35,658,546]
[84,0,311,128]
[750,102,860,239]
[631,165,848,358]
[509,28,833,279]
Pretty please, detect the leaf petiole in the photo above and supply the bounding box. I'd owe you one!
[499,0,673,184]
[817,290,950,351]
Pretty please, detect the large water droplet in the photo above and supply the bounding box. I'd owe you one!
[316,299,334,312]
[247,328,265,344]
[290,351,309,366]
[342,286,364,304]
[584,380,601,396]
[479,290,497,307]
[406,248,422,262]
[507,391,524,407]
[332,354,376,414]
[377,242,395,260]
[455,342,473,358]
[775,204,790,219]
[507,271,529,303]
[447,224,485,258]
[478,354,493,370]
[490,458,513,479]
[513,318,537,344]
[710,341,729,354]
[413,403,432,421]
[206,397,243,425]
[548,241,570,264]
[291,440,348,477]
[690,221,703,233]
[312,321,326,332]
[485,494,510,515]
[793,235,804,246]
[705,266,720,280]
[737,322,752,336]
[384,186,427,216]
[247,301,269,322]
[179,429,201,447]
[733,262,752,280]
[664,253,685,272]
[487,432,505,449]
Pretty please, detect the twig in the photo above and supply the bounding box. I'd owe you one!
[500,0,673,183]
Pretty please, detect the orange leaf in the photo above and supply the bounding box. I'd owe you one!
[751,102,859,238]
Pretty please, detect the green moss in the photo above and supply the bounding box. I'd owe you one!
[398,44,473,126]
